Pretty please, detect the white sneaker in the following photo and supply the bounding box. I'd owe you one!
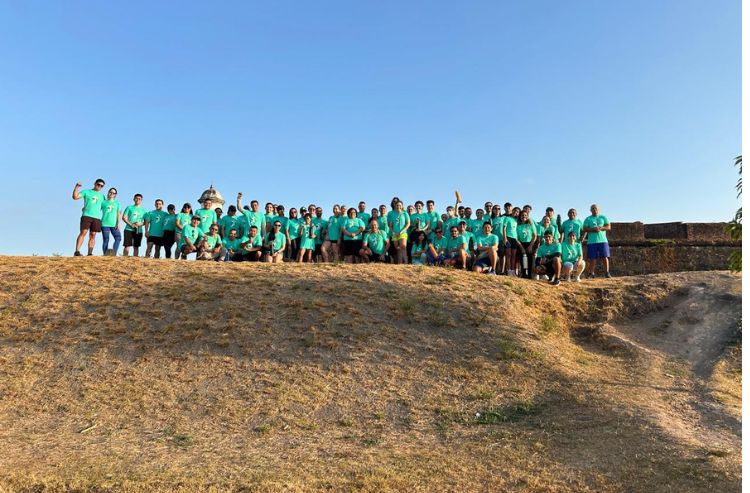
[533,274,539,281]
[574,275,581,282]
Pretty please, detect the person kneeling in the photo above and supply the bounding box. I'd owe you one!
[178,215,204,260]
[263,221,286,263]
[534,232,562,285]
[561,231,586,281]
[197,223,225,261]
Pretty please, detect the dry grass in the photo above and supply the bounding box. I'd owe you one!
[0,258,741,492]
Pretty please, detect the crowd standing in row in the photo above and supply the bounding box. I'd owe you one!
[72,180,613,285]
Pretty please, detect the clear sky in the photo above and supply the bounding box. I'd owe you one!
[0,0,741,255]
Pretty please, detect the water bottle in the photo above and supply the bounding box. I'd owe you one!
[522,253,528,270]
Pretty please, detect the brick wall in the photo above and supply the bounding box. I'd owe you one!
[608,245,736,276]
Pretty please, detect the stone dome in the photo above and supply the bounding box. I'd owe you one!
[197,186,225,207]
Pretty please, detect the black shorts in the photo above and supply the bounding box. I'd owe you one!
[148,235,164,246]
[314,244,322,257]
[368,253,384,262]
[162,230,176,246]
[342,239,362,257]
[80,216,102,233]
[475,257,491,268]
[124,230,143,247]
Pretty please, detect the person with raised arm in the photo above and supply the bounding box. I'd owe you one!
[72,178,105,256]
[236,193,266,235]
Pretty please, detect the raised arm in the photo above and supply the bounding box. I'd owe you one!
[72,182,82,200]
[236,192,244,211]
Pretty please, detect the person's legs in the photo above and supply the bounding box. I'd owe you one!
[86,231,97,255]
[574,259,586,280]
[321,241,331,262]
[145,240,154,258]
[75,230,88,254]
[398,237,408,264]
[561,261,574,280]
[133,233,142,257]
[488,248,497,272]
[101,227,111,254]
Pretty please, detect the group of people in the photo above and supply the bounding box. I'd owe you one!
[72,180,613,284]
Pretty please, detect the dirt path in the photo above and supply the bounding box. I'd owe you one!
[606,271,741,457]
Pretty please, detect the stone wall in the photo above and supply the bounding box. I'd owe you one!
[591,221,739,275]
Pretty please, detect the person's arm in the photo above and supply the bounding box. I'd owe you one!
[236,192,244,211]
[115,208,122,230]
[72,182,82,200]
[144,214,151,238]
[122,209,134,229]
[399,217,411,236]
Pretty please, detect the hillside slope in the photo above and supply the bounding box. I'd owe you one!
[0,258,741,492]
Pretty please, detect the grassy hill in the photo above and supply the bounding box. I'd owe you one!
[0,258,741,492]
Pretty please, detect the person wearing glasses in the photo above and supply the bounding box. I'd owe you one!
[162,204,177,259]
[298,213,318,262]
[197,223,224,261]
[122,194,147,257]
[240,226,263,261]
[264,221,286,263]
[178,216,204,259]
[101,187,122,256]
[340,207,366,264]
[359,218,389,263]
[72,178,106,256]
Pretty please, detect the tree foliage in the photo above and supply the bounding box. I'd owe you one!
[727,155,741,272]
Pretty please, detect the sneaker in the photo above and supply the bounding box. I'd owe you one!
[533,274,539,281]
[549,278,560,286]
[488,268,496,274]
[73,251,82,257]
[563,275,571,282]
[605,272,612,279]
[574,275,581,282]
[106,249,115,256]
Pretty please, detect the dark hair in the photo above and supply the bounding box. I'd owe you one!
[523,204,532,210]
[95,178,105,185]
[167,204,175,211]
[108,187,117,194]
[191,215,201,221]
[134,194,143,199]
[426,200,434,206]
[416,231,428,248]
[181,203,192,213]
[155,198,163,204]
[303,213,311,220]
[415,200,424,207]
[504,202,512,208]
[546,207,554,213]
[347,207,357,216]
[228,205,237,213]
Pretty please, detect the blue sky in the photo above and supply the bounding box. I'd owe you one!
[0,0,740,255]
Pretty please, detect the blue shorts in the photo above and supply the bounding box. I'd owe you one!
[587,242,610,259]
[475,257,491,268]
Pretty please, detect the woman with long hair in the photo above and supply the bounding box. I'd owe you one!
[286,207,301,261]
[388,201,411,264]
[264,220,286,263]
[298,213,317,262]
[174,203,193,260]
[340,207,365,264]
[410,231,429,265]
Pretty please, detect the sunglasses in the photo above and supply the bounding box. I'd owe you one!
[274,224,281,227]
[95,183,104,187]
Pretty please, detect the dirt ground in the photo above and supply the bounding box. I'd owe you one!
[0,258,741,492]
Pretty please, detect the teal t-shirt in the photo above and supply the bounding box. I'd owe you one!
[79,189,105,219]
[446,235,466,254]
[163,214,177,232]
[561,241,583,263]
[357,212,371,226]
[376,216,390,235]
[537,242,562,259]
[179,224,203,248]
[146,209,169,237]
[123,205,147,232]
[474,232,499,259]
[584,215,610,244]
[537,223,558,240]
[101,199,121,228]
[503,216,518,240]
[389,211,410,236]
[273,216,290,234]
[241,210,266,234]
[363,230,388,255]
[265,232,286,252]
[312,217,327,244]
[326,216,343,241]
[431,235,448,254]
[219,214,241,238]
[196,208,217,234]
[443,216,460,233]
[425,211,441,232]
[241,234,263,251]
[176,212,192,232]
[517,223,536,243]
[410,212,428,232]
[341,217,366,240]
[462,232,474,251]
[561,219,584,242]
[491,216,504,237]
[287,218,302,240]
[204,233,222,249]
[224,236,243,252]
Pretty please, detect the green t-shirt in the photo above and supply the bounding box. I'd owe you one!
[287,218,302,240]
[241,210,266,234]
[584,215,609,244]
[264,232,286,252]
[163,214,177,232]
[561,241,583,263]
[101,199,121,228]
[79,189,105,219]
[537,223,558,240]
[474,232,499,259]
[146,209,169,237]
[357,212,371,226]
[241,234,263,251]
[326,215,343,241]
[537,241,562,259]
[376,216,390,235]
[517,223,536,243]
[490,216,504,237]
[204,233,223,250]
[196,208,217,234]
[431,235,448,253]
[273,216,289,234]
[312,217,327,244]
[176,212,192,232]
[341,217,366,240]
[503,216,518,240]
[561,219,584,242]
[446,235,466,254]
[410,212,428,232]
[219,214,242,238]
[179,224,203,248]
[443,216,460,233]
[425,211,441,232]
[389,211,410,235]
[462,232,474,251]
[123,205,147,232]
[364,230,388,255]
[224,237,244,252]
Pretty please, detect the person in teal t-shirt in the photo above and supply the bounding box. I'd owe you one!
[122,194,147,257]
[410,231,429,265]
[561,209,584,244]
[264,220,287,263]
[100,186,121,256]
[424,200,442,237]
[340,208,366,264]
[198,223,224,261]
[219,206,242,239]
[285,208,302,261]
[583,204,612,278]
[445,226,468,268]
[473,222,499,273]
[240,226,264,261]
[145,199,169,259]
[323,205,343,262]
[72,178,106,256]
[561,231,585,282]
[178,216,204,259]
[357,201,371,227]
[428,227,448,265]
[298,213,318,262]
[196,198,218,235]
[222,229,243,261]
[161,204,177,259]
[388,201,411,264]
[534,231,562,285]
[360,218,389,263]
[236,193,267,238]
